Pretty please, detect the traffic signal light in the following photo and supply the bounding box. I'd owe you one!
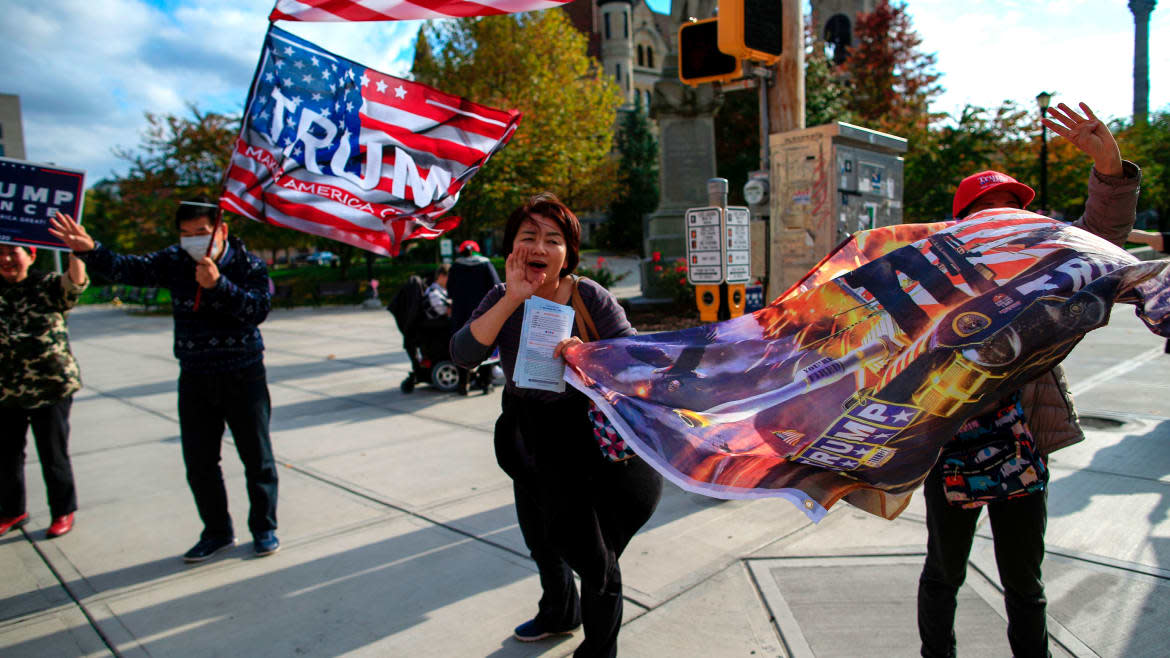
[718,0,783,64]
[678,18,742,86]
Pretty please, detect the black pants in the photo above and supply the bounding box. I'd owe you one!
[918,463,1050,658]
[178,362,278,540]
[500,392,663,657]
[0,396,77,519]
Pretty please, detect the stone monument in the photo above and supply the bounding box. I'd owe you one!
[642,54,721,296]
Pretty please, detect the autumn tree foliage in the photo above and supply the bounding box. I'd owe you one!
[840,0,942,136]
[412,10,624,234]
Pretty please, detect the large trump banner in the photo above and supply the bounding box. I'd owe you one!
[564,212,1170,521]
[221,25,521,256]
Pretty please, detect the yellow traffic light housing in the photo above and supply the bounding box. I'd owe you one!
[678,18,742,86]
[718,0,783,64]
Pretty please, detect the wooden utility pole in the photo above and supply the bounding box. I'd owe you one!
[760,0,806,301]
[769,0,805,135]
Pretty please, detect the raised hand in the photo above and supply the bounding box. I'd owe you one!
[47,212,96,253]
[1043,102,1123,177]
[504,244,544,303]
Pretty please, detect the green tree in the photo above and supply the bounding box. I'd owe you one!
[412,10,623,233]
[905,102,1032,220]
[88,105,313,256]
[1116,110,1170,230]
[714,86,759,207]
[804,22,854,127]
[600,95,658,252]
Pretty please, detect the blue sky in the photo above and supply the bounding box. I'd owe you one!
[2,0,1166,188]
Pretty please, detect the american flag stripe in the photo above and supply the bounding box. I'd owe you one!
[263,171,462,248]
[356,117,492,169]
[220,25,520,255]
[362,99,509,156]
[265,203,398,256]
[270,0,572,22]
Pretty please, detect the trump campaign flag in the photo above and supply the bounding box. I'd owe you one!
[563,212,1170,522]
[220,25,521,255]
[270,0,573,22]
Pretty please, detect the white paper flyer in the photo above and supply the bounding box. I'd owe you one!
[513,296,575,392]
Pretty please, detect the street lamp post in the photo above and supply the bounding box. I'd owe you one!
[1036,91,1052,214]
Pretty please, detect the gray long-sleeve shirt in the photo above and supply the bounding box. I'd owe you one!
[450,277,635,401]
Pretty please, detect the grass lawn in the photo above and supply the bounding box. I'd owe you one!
[78,258,505,310]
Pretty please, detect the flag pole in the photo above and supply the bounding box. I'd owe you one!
[194,21,276,312]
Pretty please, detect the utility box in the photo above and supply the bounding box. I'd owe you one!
[767,122,908,301]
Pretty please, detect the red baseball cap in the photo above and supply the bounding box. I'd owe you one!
[458,240,480,254]
[952,170,1035,218]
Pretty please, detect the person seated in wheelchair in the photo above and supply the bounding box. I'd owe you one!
[422,264,452,323]
[391,265,494,394]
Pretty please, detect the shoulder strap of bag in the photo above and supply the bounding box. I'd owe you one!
[570,275,601,343]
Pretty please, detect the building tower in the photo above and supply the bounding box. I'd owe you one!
[1129,0,1157,124]
[810,0,876,65]
[599,0,635,104]
[0,94,26,159]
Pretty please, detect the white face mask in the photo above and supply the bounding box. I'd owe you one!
[180,234,222,261]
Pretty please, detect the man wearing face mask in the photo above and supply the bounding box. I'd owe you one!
[49,200,279,563]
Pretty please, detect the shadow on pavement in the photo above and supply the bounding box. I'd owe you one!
[2,506,550,656]
[1047,419,1170,657]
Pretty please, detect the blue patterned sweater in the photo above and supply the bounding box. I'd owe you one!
[79,236,270,374]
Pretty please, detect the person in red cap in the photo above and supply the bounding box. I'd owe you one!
[951,170,1037,219]
[918,102,1142,658]
[0,244,88,539]
[447,239,500,394]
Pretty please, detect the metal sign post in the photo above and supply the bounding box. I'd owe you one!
[685,178,752,322]
[685,205,723,322]
[723,205,751,317]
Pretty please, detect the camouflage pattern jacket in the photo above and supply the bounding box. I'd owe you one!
[0,269,87,409]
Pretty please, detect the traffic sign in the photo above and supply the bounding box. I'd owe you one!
[684,205,752,285]
[725,206,751,283]
[685,206,724,284]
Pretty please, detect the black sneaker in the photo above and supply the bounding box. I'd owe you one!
[182,536,235,563]
[253,531,280,557]
[513,618,579,642]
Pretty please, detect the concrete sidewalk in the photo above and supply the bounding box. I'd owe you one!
[1,304,1168,657]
